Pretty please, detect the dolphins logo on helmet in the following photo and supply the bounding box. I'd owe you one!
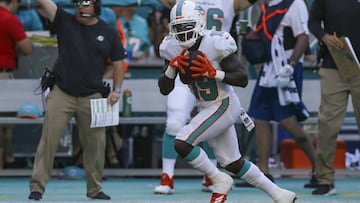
[169,0,206,48]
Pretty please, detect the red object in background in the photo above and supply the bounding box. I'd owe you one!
[280,138,346,169]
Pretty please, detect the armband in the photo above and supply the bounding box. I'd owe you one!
[164,66,177,79]
[248,0,257,4]
[113,87,122,93]
[214,70,225,81]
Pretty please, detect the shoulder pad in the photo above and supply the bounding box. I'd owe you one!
[212,31,237,56]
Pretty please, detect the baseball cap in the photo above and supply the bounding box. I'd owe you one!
[17,102,43,119]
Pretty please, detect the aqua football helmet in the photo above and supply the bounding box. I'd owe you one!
[169,0,206,48]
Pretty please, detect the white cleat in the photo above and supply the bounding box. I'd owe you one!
[153,173,174,195]
[212,171,234,195]
[153,185,174,194]
[273,188,297,203]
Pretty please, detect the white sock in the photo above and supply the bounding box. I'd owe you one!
[188,147,219,179]
[210,159,217,167]
[240,161,279,196]
[162,158,176,177]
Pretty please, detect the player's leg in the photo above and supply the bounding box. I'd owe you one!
[248,84,275,179]
[254,120,273,175]
[175,95,241,202]
[154,131,177,194]
[200,141,216,192]
[271,69,317,187]
[154,77,196,194]
[211,126,296,203]
[279,115,317,187]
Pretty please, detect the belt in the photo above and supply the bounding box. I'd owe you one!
[0,68,13,72]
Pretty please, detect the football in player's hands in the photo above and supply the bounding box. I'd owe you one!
[179,50,204,84]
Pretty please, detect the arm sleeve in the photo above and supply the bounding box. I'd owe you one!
[9,18,27,42]
[111,29,126,61]
[288,0,309,37]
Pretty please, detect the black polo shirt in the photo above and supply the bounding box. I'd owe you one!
[52,8,125,96]
[308,0,360,68]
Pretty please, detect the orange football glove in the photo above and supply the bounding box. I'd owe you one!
[190,54,216,78]
[169,49,189,74]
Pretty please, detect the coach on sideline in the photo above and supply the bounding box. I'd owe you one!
[28,0,125,200]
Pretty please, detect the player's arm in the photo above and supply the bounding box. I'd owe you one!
[190,52,248,87]
[288,33,308,64]
[234,0,259,12]
[158,60,176,95]
[157,0,176,8]
[219,53,248,87]
[35,0,57,22]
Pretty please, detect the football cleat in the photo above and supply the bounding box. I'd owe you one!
[154,173,174,194]
[273,188,297,203]
[210,193,227,203]
[312,184,336,196]
[202,175,214,192]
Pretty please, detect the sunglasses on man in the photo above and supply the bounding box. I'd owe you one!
[74,0,94,7]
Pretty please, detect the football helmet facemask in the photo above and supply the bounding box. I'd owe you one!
[169,0,206,48]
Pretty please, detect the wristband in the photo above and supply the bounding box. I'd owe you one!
[164,66,177,79]
[214,70,225,81]
[113,87,122,93]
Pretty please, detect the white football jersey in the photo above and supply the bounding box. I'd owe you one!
[176,0,235,32]
[160,29,238,107]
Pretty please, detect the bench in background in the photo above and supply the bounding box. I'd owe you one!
[0,79,357,163]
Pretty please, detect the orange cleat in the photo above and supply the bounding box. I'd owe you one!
[202,175,214,192]
[210,193,227,203]
[154,173,174,194]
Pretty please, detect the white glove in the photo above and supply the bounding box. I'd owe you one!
[276,75,291,88]
[278,64,294,77]
[276,64,294,88]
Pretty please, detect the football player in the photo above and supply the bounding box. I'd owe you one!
[157,1,297,203]
[154,0,258,194]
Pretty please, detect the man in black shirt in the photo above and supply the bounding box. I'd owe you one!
[308,0,360,196]
[28,0,125,200]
